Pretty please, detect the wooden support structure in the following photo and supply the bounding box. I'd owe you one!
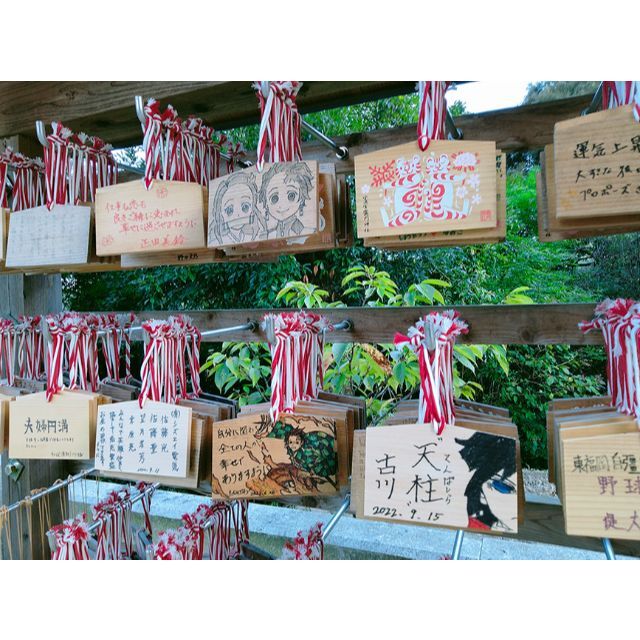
[116,303,603,346]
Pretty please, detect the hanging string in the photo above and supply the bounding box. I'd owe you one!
[253,81,303,171]
[602,81,640,122]
[394,310,469,434]
[16,316,45,380]
[281,522,324,560]
[0,505,12,560]
[417,81,450,151]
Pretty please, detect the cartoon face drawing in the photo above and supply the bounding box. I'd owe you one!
[258,163,314,236]
[210,172,264,244]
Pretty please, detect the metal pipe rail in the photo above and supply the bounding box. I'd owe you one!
[3,467,97,515]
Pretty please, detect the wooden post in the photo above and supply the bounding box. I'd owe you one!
[0,135,67,560]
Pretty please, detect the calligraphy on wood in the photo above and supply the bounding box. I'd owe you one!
[95,400,192,478]
[554,105,640,219]
[364,423,518,533]
[95,180,207,256]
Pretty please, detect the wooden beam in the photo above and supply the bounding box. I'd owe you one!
[107,304,602,346]
[0,81,416,146]
[297,94,594,172]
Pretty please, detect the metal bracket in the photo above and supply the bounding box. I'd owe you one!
[4,459,24,482]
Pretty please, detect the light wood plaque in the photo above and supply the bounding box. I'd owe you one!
[95,179,206,256]
[554,105,640,218]
[355,140,497,238]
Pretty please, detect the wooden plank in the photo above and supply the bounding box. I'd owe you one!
[554,105,640,219]
[0,81,417,144]
[298,94,595,173]
[95,304,604,346]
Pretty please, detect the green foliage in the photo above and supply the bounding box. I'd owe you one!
[523,81,600,104]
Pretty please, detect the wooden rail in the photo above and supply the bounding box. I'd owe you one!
[112,303,603,346]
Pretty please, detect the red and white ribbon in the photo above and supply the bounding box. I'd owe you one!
[92,488,135,560]
[0,319,15,386]
[230,500,250,559]
[0,148,11,209]
[417,81,450,151]
[44,122,73,209]
[16,316,45,380]
[224,140,246,175]
[208,502,231,560]
[394,311,469,434]
[580,299,640,422]
[253,81,303,171]
[281,522,324,560]
[49,513,91,560]
[263,311,330,422]
[10,152,45,211]
[602,81,640,122]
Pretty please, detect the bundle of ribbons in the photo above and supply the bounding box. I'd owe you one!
[152,500,249,560]
[138,315,201,407]
[262,311,330,422]
[15,316,45,381]
[253,81,303,171]
[0,149,45,211]
[141,98,229,189]
[42,121,117,209]
[92,488,135,560]
[45,312,136,401]
[394,310,469,433]
[49,513,91,560]
[281,522,324,560]
[0,318,15,385]
[417,81,450,151]
[602,81,640,121]
[579,298,640,422]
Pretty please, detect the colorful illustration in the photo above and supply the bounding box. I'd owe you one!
[208,162,318,248]
[367,151,479,228]
[455,431,517,532]
[211,412,338,499]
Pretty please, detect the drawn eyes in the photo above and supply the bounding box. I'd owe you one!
[225,205,234,216]
[269,191,298,205]
[287,191,297,202]
[241,202,251,214]
[270,193,279,205]
[489,477,516,494]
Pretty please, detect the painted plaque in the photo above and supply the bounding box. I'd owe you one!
[207,161,319,248]
[364,424,518,533]
[211,412,338,499]
[5,205,91,268]
[355,140,497,238]
[95,400,191,478]
[554,105,640,218]
[8,392,93,459]
[95,179,206,255]
[562,431,640,540]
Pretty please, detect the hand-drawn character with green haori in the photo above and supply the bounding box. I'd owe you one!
[258,163,315,239]
[254,415,337,493]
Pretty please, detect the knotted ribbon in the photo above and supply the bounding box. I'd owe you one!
[281,522,324,560]
[394,311,469,434]
[417,81,450,151]
[253,81,303,171]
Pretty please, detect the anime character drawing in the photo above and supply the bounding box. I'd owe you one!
[258,162,315,239]
[455,431,517,532]
[251,414,338,494]
[209,171,267,245]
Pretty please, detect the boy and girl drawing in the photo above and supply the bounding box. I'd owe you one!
[209,162,316,245]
